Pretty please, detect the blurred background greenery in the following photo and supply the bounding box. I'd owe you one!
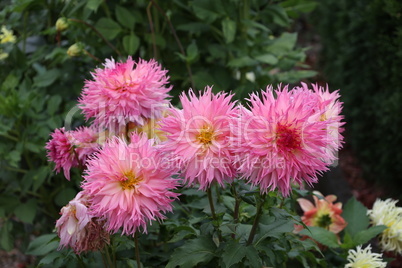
[0,0,401,266]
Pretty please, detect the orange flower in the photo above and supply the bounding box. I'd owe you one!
[296,191,347,234]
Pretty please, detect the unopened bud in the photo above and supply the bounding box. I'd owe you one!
[56,17,69,32]
[67,43,84,57]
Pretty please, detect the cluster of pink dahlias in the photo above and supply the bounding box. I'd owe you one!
[46,56,343,254]
[46,57,179,254]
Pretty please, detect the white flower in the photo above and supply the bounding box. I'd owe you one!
[367,198,402,253]
[345,244,386,268]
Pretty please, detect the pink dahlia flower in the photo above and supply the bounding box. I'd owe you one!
[295,191,347,234]
[79,57,171,131]
[69,126,99,166]
[81,134,179,235]
[56,191,109,254]
[235,85,336,196]
[293,83,344,159]
[158,86,238,190]
[46,127,100,180]
[46,127,78,180]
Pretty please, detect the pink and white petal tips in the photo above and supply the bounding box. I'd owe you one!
[293,83,345,161]
[158,86,239,191]
[69,126,100,167]
[78,57,172,131]
[81,133,180,236]
[45,127,78,180]
[56,191,109,254]
[234,84,340,197]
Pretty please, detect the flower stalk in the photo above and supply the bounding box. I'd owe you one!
[247,193,266,246]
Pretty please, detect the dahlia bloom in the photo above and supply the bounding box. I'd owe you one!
[293,83,344,159]
[295,191,347,234]
[345,244,387,268]
[56,192,109,254]
[46,127,99,180]
[46,127,78,180]
[69,126,99,165]
[81,134,179,235]
[79,57,171,131]
[158,87,238,190]
[235,85,337,196]
[367,198,402,254]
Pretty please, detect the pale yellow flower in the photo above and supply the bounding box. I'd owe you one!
[367,198,402,254]
[55,18,69,32]
[0,49,8,61]
[345,244,386,268]
[0,26,17,44]
[67,43,84,57]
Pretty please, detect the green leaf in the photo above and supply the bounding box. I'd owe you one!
[95,18,122,40]
[353,225,387,246]
[255,219,294,245]
[280,0,318,18]
[86,0,103,12]
[26,234,58,256]
[123,33,140,55]
[38,251,64,265]
[342,197,369,237]
[254,54,279,65]
[266,6,291,27]
[222,240,246,268]
[0,221,13,251]
[33,69,60,88]
[299,226,340,248]
[186,41,199,63]
[55,187,77,207]
[14,199,37,224]
[116,5,136,30]
[228,56,258,68]
[244,245,262,267]
[222,18,236,44]
[47,95,62,115]
[166,236,216,268]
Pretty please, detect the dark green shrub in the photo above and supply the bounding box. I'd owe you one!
[313,0,402,196]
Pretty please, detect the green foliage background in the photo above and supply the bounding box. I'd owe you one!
[313,0,402,196]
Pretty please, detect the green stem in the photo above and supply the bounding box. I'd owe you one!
[246,193,266,246]
[0,132,18,141]
[134,232,141,268]
[207,188,217,220]
[231,184,240,223]
[150,0,195,89]
[69,18,122,57]
[105,247,114,268]
[146,2,158,59]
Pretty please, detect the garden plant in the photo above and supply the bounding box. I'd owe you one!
[1,1,401,268]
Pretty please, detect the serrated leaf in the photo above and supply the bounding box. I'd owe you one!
[166,236,216,268]
[26,234,58,256]
[299,226,340,248]
[254,219,294,245]
[353,225,387,246]
[95,18,122,40]
[14,199,37,224]
[123,33,140,55]
[222,18,236,44]
[342,197,369,237]
[244,245,262,267]
[222,240,246,268]
[116,5,135,30]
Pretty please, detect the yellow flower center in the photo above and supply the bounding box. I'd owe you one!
[120,171,142,190]
[197,126,214,145]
